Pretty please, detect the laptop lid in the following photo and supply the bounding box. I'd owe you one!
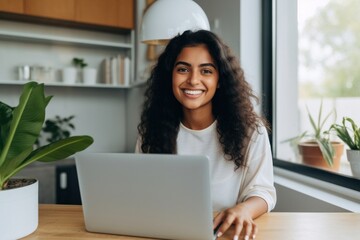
[75,153,215,240]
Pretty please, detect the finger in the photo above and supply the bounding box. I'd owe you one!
[243,221,254,240]
[217,214,236,237]
[213,211,224,229]
[251,223,258,239]
[233,221,244,240]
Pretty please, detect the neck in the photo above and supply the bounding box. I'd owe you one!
[182,109,215,130]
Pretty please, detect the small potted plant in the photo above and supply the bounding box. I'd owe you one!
[62,57,87,84]
[73,57,98,85]
[331,117,360,178]
[284,101,344,171]
[0,82,93,239]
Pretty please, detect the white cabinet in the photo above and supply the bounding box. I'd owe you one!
[0,20,144,89]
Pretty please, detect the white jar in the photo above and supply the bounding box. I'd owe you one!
[62,67,78,84]
[83,67,97,85]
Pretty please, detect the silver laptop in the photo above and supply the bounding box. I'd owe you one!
[75,153,217,240]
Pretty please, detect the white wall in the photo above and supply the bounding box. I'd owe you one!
[195,0,241,58]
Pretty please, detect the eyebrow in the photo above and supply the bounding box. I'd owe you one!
[174,61,217,69]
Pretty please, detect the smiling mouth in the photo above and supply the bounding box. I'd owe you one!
[183,89,204,95]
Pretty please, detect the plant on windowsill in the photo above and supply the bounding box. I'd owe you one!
[0,81,93,239]
[331,117,360,178]
[284,100,344,171]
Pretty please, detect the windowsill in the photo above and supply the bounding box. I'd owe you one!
[339,159,352,176]
[273,158,360,192]
[275,153,354,178]
[274,166,360,212]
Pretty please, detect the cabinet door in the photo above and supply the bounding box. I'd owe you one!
[24,0,75,21]
[117,0,134,29]
[0,0,24,14]
[75,0,119,27]
[75,0,134,29]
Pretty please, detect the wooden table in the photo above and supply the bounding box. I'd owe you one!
[25,204,360,239]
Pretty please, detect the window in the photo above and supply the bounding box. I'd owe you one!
[263,0,360,189]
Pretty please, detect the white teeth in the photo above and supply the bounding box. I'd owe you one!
[184,89,203,95]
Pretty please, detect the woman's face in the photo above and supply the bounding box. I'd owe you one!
[172,44,219,114]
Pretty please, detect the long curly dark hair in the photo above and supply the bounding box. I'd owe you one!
[138,30,266,169]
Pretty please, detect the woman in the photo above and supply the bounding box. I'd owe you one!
[136,30,276,240]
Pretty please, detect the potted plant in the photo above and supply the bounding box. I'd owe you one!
[62,58,87,84]
[331,117,360,178]
[73,57,98,85]
[284,101,344,171]
[0,82,93,239]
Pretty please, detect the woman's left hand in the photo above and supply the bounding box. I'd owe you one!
[213,203,257,240]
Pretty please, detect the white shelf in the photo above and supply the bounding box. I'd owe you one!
[0,20,138,90]
[0,29,132,49]
[0,80,146,89]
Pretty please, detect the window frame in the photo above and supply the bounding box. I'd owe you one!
[261,0,360,192]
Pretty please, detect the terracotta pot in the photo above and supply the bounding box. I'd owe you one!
[298,141,344,171]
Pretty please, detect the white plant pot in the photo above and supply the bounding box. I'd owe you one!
[83,67,98,85]
[347,150,360,179]
[62,67,78,84]
[0,179,38,239]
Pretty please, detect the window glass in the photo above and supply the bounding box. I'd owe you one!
[275,0,360,178]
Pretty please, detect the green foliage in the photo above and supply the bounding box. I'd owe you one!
[284,101,335,166]
[331,117,360,150]
[72,58,88,69]
[0,82,93,190]
[36,115,75,147]
[300,0,360,97]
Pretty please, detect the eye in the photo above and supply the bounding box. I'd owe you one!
[176,66,189,73]
[201,68,213,75]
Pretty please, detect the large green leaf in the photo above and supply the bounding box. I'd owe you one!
[0,102,13,153]
[0,146,33,185]
[2,136,93,183]
[0,82,49,167]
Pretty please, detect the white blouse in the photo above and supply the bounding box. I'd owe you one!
[135,121,276,212]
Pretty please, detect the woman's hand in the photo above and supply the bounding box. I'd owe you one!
[213,204,257,240]
[213,197,268,240]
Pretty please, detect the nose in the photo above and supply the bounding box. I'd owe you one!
[187,71,200,85]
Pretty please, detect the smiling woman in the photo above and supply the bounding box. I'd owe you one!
[135,30,276,240]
